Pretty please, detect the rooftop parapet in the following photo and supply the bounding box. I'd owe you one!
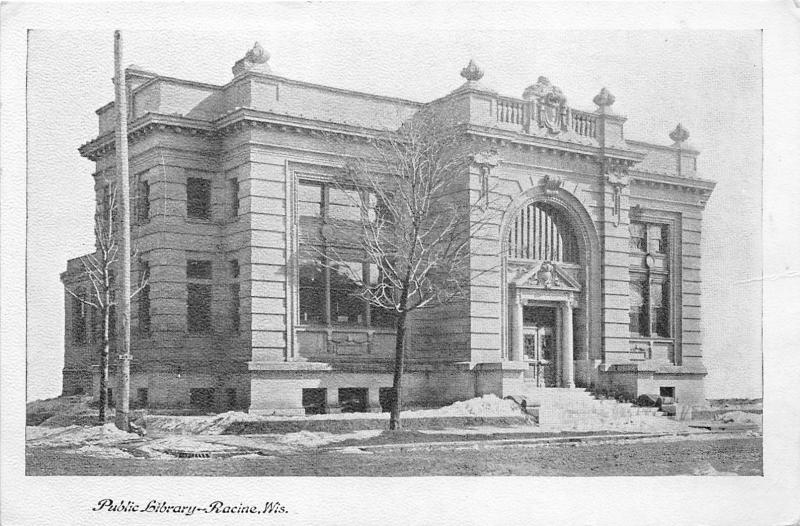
[87,49,701,180]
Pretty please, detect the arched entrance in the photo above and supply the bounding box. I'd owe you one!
[499,187,601,388]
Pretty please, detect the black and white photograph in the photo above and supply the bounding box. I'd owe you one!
[2,2,799,525]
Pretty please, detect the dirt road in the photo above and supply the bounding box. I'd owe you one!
[26,435,761,476]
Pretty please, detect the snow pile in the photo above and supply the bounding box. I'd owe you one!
[719,411,760,425]
[692,461,739,476]
[143,436,239,454]
[405,395,524,418]
[26,423,139,447]
[145,411,260,435]
[27,395,95,426]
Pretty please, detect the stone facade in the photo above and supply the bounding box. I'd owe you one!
[61,44,715,414]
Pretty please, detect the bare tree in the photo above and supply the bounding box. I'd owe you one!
[65,181,148,424]
[323,110,496,430]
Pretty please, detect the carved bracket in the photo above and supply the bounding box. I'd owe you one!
[603,159,630,226]
[471,150,501,208]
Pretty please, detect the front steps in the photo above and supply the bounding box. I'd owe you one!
[517,387,682,430]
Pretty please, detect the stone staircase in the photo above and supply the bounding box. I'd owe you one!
[519,387,678,430]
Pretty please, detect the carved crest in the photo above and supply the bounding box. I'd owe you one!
[541,174,563,195]
[523,76,569,134]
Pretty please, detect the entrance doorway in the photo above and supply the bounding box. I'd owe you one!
[523,305,558,387]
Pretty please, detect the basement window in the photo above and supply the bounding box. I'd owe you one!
[302,388,327,415]
[190,388,215,411]
[379,387,396,413]
[338,387,368,413]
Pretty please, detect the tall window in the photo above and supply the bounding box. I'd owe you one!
[629,221,671,338]
[71,292,87,344]
[138,261,151,335]
[187,259,212,333]
[230,259,240,333]
[506,202,579,262]
[228,178,239,218]
[187,177,211,220]
[137,179,150,223]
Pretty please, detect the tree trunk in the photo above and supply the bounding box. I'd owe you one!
[99,306,110,424]
[389,310,408,430]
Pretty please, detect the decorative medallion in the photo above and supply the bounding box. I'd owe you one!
[522,76,569,134]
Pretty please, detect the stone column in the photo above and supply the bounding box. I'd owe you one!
[561,299,575,388]
[555,305,562,386]
[509,289,524,362]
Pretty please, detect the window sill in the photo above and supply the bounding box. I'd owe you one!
[186,217,213,224]
[297,324,396,334]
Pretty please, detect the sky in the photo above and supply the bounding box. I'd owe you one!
[25,17,763,401]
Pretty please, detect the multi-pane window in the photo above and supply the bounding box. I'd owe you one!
[298,256,396,328]
[187,259,212,334]
[506,202,579,262]
[328,187,361,221]
[629,220,671,339]
[187,177,211,220]
[298,182,323,217]
[297,181,376,222]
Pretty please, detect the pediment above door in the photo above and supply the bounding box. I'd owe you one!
[509,260,581,292]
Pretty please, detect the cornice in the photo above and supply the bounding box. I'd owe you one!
[79,110,709,198]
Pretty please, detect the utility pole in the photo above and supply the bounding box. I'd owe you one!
[113,29,132,432]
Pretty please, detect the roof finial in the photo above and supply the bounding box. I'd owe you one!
[669,123,690,144]
[593,87,615,108]
[460,59,484,82]
[232,41,272,76]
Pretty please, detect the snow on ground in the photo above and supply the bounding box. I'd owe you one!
[277,429,382,448]
[719,411,761,427]
[25,423,139,447]
[405,395,523,418]
[145,411,261,435]
[140,395,523,435]
[74,445,135,459]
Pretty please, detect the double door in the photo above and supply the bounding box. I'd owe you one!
[523,326,557,387]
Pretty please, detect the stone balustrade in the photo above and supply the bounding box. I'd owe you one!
[495,95,598,139]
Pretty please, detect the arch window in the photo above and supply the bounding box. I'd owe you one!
[507,202,579,263]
